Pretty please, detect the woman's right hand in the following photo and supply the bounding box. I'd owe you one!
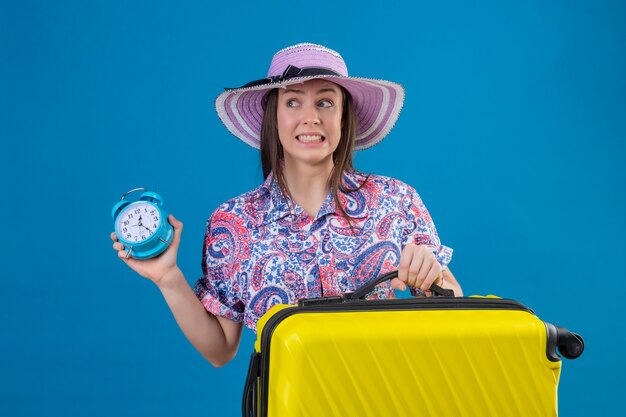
[111,214,183,286]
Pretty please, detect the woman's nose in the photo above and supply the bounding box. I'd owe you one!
[302,104,320,125]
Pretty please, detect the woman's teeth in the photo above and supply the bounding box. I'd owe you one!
[297,135,324,143]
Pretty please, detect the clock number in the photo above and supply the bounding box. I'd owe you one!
[127,213,134,219]
[153,223,157,229]
[123,227,127,233]
[150,210,155,215]
[153,216,158,222]
[134,209,141,215]
[126,233,131,239]
[124,220,129,226]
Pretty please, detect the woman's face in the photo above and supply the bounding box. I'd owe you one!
[276,79,343,170]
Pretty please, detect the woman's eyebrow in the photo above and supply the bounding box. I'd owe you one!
[283,87,304,94]
[316,88,338,94]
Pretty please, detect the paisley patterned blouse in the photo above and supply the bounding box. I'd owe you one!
[193,170,452,332]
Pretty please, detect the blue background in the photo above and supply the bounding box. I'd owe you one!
[1,1,624,416]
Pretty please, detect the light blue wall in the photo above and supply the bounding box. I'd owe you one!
[1,1,624,415]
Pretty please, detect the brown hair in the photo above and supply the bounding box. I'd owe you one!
[260,87,368,223]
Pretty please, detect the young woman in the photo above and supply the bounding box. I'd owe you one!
[111,43,462,367]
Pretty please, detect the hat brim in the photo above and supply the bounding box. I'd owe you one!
[215,75,405,151]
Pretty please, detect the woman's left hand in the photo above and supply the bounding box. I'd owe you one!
[391,244,443,292]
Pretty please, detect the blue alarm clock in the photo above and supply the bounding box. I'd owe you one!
[111,188,174,260]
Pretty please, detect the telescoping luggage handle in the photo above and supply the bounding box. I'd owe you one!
[344,270,455,300]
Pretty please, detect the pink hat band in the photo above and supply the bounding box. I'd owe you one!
[215,43,405,150]
[236,65,344,90]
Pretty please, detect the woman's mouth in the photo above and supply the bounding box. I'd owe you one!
[296,134,325,143]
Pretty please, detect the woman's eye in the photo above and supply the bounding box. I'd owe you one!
[318,99,333,108]
[286,99,299,108]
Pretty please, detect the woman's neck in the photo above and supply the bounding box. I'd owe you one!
[283,160,333,218]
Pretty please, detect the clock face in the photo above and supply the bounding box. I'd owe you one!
[116,202,161,243]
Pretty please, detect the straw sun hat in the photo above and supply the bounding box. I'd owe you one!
[215,43,405,150]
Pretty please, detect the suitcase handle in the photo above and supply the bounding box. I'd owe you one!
[345,270,454,300]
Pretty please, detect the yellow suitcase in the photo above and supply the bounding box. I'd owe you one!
[242,271,584,417]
